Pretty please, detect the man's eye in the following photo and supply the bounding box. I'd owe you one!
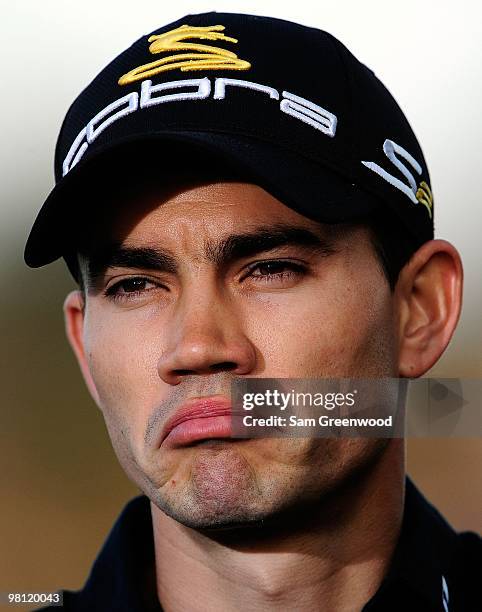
[105,277,160,300]
[244,260,307,283]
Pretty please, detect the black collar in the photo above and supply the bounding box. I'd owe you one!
[65,477,459,611]
[361,477,457,611]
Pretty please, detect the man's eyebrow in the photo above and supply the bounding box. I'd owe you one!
[83,224,339,288]
[85,244,177,288]
[205,224,338,266]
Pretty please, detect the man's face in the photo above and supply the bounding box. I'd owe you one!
[74,180,399,529]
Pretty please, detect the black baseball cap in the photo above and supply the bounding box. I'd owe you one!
[24,12,434,268]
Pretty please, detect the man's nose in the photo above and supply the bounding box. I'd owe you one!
[157,289,257,385]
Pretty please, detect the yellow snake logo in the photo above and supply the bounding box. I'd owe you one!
[118,24,251,86]
[416,181,433,218]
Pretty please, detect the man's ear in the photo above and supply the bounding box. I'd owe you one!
[63,290,100,404]
[396,239,463,377]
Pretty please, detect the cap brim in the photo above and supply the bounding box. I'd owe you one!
[24,131,380,267]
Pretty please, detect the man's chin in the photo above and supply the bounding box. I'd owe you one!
[144,440,288,532]
[159,506,273,532]
[148,437,391,533]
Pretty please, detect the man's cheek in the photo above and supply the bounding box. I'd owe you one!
[250,306,352,376]
[84,334,142,411]
[85,315,143,376]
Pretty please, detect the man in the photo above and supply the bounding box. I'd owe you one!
[24,12,479,612]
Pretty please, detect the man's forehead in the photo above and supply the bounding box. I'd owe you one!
[78,220,363,291]
[78,179,328,250]
[156,180,267,203]
[83,222,344,264]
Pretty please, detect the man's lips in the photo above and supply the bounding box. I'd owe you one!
[160,396,233,449]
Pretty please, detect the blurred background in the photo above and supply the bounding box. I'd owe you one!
[1,0,481,607]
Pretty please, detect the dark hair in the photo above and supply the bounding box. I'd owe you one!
[366,210,421,290]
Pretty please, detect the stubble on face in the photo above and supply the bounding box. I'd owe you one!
[78,181,399,531]
[154,439,392,530]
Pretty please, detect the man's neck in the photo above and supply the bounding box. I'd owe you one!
[151,440,405,612]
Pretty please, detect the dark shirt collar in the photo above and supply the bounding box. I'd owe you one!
[361,477,457,611]
[70,476,457,611]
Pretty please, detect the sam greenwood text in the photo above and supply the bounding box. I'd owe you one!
[242,415,393,428]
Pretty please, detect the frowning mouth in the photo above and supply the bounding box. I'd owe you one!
[160,396,233,449]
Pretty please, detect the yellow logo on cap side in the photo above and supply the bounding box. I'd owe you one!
[416,181,433,218]
[118,24,251,86]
